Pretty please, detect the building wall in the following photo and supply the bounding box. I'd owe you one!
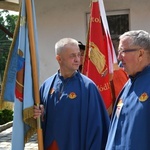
[35,0,90,83]
[34,0,150,84]
[104,0,150,31]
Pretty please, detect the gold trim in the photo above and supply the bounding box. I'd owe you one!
[16,79,24,87]
[23,106,37,143]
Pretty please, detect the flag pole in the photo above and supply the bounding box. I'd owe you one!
[25,0,44,149]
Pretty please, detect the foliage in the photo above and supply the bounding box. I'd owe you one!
[0,10,18,36]
[0,109,13,125]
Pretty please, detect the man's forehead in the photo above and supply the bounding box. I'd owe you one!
[118,39,130,49]
[65,43,78,47]
[65,45,79,51]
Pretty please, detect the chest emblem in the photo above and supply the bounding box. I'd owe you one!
[117,99,123,107]
[68,92,77,99]
[139,92,148,102]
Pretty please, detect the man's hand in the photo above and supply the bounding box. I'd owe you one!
[33,105,44,121]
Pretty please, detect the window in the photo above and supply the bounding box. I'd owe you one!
[107,10,129,53]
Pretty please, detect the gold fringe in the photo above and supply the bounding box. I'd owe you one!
[0,100,14,110]
[16,79,24,87]
[23,106,37,143]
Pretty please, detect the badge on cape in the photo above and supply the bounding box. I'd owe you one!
[139,92,148,102]
[68,92,77,99]
[116,99,123,118]
[117,99,123,107]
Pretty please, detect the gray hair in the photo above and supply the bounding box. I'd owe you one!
[119,30,150,50]
[55,38,78,55]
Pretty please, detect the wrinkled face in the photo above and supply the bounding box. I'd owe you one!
[118,37,143,76]
[57,44,81,73]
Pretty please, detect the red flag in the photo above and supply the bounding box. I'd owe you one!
[82,0,117,114]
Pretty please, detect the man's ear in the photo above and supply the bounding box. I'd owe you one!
[138,49,144,62]
[56,55,61,62]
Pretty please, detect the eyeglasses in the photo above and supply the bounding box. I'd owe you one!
[118,48,141,56]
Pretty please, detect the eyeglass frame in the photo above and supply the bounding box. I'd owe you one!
[118,48,142,56]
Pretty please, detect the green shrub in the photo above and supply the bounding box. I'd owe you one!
[0,109,13,125]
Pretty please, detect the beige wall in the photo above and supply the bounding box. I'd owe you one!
[35,0,90,83]
[104,0,150,31]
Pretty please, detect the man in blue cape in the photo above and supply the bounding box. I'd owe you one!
[34,38,110,150]
[106,30,150,150]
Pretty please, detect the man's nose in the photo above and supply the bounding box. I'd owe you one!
[117,53,122,61]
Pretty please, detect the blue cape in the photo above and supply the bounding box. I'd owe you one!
[40,71,110,150]
[106,66,150,150]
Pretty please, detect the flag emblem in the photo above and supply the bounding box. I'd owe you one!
[89,42,107,76]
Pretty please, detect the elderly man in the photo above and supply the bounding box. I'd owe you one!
[106,30,150,150]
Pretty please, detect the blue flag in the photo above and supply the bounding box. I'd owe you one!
[0,0,40,149]
[0,22,19,110]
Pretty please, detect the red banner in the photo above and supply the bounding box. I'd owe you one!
[83,0,115,114]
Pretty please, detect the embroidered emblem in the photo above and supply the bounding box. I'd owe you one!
[116,99,123,118]
[68,92,77,99]
[89,42,108,77]
[139,92,148,102]
[50,88,55,94]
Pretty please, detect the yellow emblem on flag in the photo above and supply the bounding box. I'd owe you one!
[68,92,77,99]
[139,92,149,102]
[89,42,107,76]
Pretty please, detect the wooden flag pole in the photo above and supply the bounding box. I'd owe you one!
[25,0,44,149]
